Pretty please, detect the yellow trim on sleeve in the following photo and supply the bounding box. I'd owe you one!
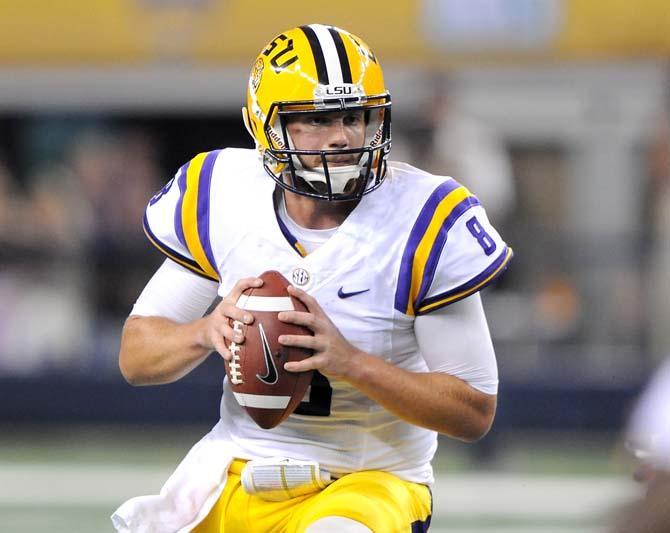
[181,153,219,281]
[417,247,513,314]
[142,225,218,281]
[407,186,471,315]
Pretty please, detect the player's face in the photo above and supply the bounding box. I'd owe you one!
[286,110,366,169]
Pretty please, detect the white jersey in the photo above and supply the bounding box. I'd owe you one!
[144,147,512,484]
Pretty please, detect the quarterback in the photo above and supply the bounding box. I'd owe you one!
[112,24,512,532]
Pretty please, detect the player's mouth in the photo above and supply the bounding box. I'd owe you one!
[325,156,357,166]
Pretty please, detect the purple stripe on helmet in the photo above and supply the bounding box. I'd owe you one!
[416,246,513,315]
[196,150,221,276]
[394,179,461,314]
[174,163,189,248]
[414,195,481,309]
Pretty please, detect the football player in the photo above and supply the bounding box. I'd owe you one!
[112,24,513,532]
[614,357,670,533]
[624,357,670,485]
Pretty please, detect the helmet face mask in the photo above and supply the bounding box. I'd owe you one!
[243,24,392,201]
[268,97,391,200]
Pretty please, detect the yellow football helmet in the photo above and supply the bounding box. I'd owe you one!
[242,24,392,201]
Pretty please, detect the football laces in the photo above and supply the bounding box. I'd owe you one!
[228,320,244,384]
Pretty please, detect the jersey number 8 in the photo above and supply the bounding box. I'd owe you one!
[466,216,497,256]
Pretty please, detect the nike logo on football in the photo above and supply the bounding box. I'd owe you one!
[256,323,278,385]
[337,287,370,299]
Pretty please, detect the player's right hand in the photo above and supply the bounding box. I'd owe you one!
[201,277,263,361]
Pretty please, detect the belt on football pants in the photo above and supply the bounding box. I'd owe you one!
[231,457,337,501]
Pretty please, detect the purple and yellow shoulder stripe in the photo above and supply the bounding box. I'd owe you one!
[143,150,221,282]
[394,179,513,316]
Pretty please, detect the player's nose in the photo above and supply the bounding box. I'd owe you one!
[327,119,349,149]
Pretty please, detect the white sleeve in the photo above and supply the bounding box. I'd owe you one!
[131,259,219,324]
[414,292,498,395]
[393,178,512,316]
[416,203,512,314]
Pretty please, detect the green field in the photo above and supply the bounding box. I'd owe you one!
[0,425,641,532]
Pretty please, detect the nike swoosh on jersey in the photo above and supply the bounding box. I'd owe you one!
[256,323,279,385]
[337,287,370,299]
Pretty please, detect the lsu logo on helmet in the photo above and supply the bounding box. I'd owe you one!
[242,24,392,201]
[250,58,264,92]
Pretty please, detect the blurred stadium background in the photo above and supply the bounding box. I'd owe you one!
[2,0,670,531]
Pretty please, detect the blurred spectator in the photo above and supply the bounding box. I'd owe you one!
[0,156,39,248]
[66,128,163,371]
[28,163,92,252]
[0,155,92,373]
[646,106,670,362]
[423,75,516,225]
[532,275,583,341]
[0,124,162,375]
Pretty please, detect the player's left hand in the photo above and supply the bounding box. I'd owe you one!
[278,285,365,380]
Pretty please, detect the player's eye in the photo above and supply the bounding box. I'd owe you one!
[309,115,331,126]
[343,112,363,126]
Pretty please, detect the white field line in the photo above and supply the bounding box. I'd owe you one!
[0,463,172,505]
[0,462,642,521]
[433,473,643,520]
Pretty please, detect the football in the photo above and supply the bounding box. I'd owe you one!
[224,270,314,429]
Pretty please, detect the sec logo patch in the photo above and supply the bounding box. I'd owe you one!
[291,268,310,287]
